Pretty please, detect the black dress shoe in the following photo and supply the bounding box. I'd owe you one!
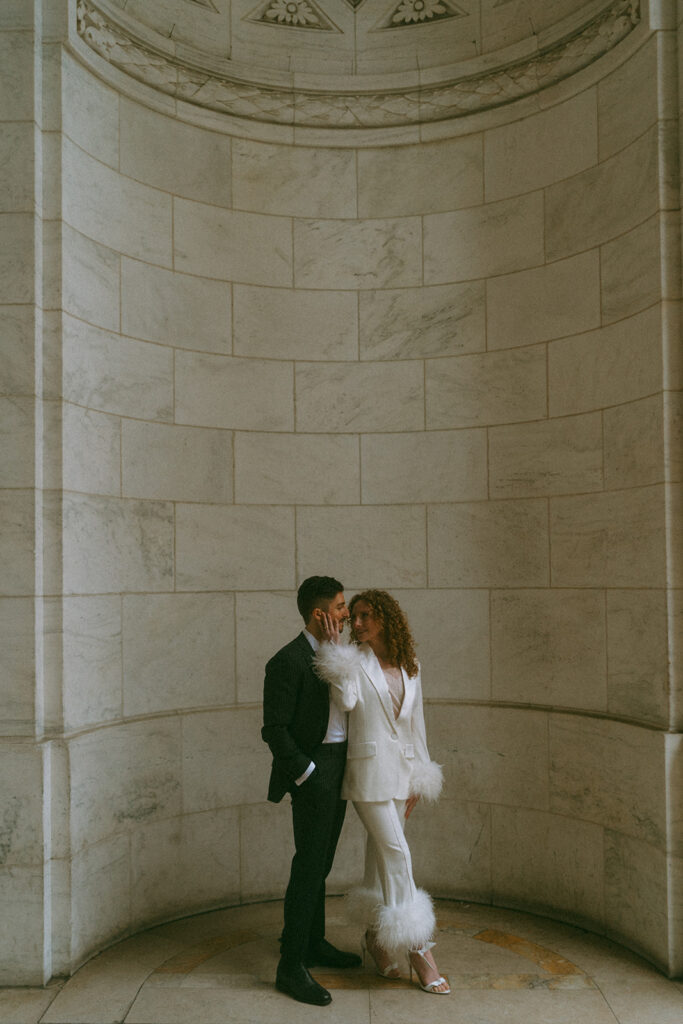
[306,939,362,969]
[276,960,332,1006]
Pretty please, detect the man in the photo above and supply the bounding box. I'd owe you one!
[262,576,361,1006]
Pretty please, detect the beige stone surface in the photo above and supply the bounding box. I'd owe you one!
[359,282,486,360]
[487,251,601,349]
[174,199,292,286]
[0,31,35,120]
[0,213,33,303]
[408,799,491,898]
[182,707,270,813]
[120,99,231,205]
[0,866,43,986]
[0,598,34,733]
[424,192,544,283]
[545,128,658,260]
[235,591,300,704]
[0,491,35,596]
[598,34,658,160]
[238,801,294,902]
[121,259,231,352]
[0,306,34,396]
[175,351,293,431]
[0,123,35,213]
[63,404,121,497]
[233,284,358,361]
[606,589,669,725]
[358,135,483,216]
[603,395,664,489]
[428,500,549,588]
[233,138,356,218]
[122,593,235,716]
[548,306,662,418]
[62,53,119,168]
[62,596,122,732]
[235,432,358,505]
[0,396,33,488]
[294,216,422,290]
[550,486,666,588]
[176,504,295,591]
[361,429,487,503]
[600,215,662,324]
[122,421,232,503]
[485,89,598,201]
[62,225,120,332]
[426,346,546,429]
[296,360,424,432]
[491,589,606,709]
[604,831,671,970]
[297,506,427,588]
[0,744,43,865]
[70,836,131,968]
[489,413,603,498]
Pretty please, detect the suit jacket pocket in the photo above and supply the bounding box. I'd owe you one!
[348,741,377,759]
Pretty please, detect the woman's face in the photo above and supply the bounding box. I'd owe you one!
[351,600,384,647]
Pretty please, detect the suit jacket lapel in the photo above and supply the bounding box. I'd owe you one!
[397,667,414,722]
[361,647,398,732]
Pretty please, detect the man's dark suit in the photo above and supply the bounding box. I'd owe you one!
[262,632,347,963]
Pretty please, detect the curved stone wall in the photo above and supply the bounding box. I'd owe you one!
[1,0,681,985]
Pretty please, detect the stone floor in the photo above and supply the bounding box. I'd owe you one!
[2,899,683,1024]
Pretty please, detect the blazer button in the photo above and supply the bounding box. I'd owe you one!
[389,734,397,742]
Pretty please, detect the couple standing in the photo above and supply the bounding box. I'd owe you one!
[261,575,449,1006]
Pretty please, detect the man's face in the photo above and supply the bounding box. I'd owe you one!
[322,592,349,632]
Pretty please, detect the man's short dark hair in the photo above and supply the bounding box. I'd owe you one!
[297,576,344,623]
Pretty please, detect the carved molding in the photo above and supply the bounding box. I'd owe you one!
[375,0,466,29]
[75,0,641,128]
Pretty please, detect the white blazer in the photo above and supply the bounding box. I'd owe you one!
[315,642,443,804]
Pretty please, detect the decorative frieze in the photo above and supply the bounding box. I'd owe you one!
[247,0,340,30]
[377,0,466,28]
[75,0,641,128]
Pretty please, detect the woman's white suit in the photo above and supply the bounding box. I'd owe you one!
[315,641,443,954]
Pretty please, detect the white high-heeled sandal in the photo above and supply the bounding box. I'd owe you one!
[408,941,450,994]
[362,931,401,979]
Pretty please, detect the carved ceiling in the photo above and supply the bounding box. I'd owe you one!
[76,0,641,127]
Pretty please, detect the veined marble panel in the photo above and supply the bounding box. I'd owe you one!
[358,135,483,217]
[0,30,34,120]
[293,217,421,290]
[548,306,662,417]
[174,199,292,286]
[175,504,294,591]
[62,52,119,168]
[428,500,549,587]
[62,224,120,332]
[427,704,549,810]
[389,589,490,701]
[0,213,34,303]
[550,485,666,588]
[604,831,670,968]
[484,89,597,202]
[361,429,487,504]
[62,316,174,422]
[606,589,669,724]
[600,216,662,325]
[604,395,664,489]
[545,127,658,260]
[120,98,231,206]
[424,192,544,284]
[407,799,491,898]
[121,259,231,352]
[487,251,601,349]
[0,599,34,733]
[0,744,43,865]
[62,596,123,732]
[233,285,357,361]
[70,718,183,852]
[70,836,131,966]
[236,591,300,704]
[123,594,235,716]
[62,494,174,595]
[63,403,121,497]
[175,351,293,431]
[297,506,426,588]
[0,396,33,488]
[182,707,270,812]
[234,432,358,505]
[598,34,658,160]
[0,491,35,596]
[491,806,604,929]
[359,281,486,360]
[62,140,173,267]
[295,360,423,432]
[0,124,34,213]
[491,589,607,710]
[122,421,232,503]
[488,413,603,498]
[232,139,356,218]
[549,716,666,848]
[426,346,546,429]
[0,307,34,396]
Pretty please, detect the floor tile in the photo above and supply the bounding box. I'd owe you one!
[0,986,60,1024]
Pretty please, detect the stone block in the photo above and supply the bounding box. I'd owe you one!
[233,284,357,361]
[122,421,232,504]
[234,432,358,505]
[233,138,355,217]
[294,217,422,289]
[361,429,487,503]
[175,351,293,431]
[296,360,424,432]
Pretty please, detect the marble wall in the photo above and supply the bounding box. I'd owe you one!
[1,0,682,987]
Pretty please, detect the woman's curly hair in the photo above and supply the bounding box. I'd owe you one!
[349,589,418,678]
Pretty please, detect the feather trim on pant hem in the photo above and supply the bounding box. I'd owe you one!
[375,889,436,954]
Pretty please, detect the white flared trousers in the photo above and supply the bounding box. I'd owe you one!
[351,799,435,954]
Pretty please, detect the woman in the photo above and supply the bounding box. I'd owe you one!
[315,589,449,995]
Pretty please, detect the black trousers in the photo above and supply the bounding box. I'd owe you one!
[281,741,347,963]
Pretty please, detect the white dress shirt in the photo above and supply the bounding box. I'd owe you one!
[294,629,348,786]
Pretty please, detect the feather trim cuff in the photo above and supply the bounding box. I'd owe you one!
[409,760,444,802]
[314,641,362,685]
[375,888,435,955]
